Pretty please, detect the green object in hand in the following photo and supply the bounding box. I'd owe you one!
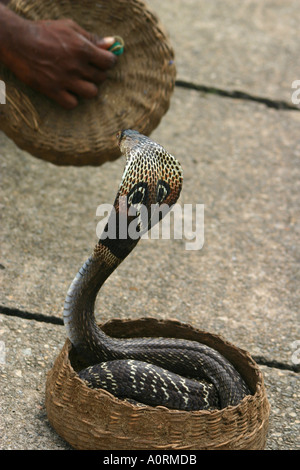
[109,36,124,55]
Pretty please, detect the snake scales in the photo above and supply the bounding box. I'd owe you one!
[63,130,250,411]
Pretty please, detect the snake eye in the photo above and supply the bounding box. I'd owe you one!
[156,180,170,204]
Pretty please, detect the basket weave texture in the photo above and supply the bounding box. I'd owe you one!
[45,318,270,450]
[0,0,176,166]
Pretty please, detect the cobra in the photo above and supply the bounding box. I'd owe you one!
[63,130,250,411]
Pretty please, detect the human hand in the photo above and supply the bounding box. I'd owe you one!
[2,17,117,109]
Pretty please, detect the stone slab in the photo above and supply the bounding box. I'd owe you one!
[148,0,300,103]
[0,314,69,449]
[1,0,300,448]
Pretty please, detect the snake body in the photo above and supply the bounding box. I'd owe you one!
[63,130,250,411]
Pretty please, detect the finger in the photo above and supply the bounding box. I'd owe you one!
[68,79,98,99]
[95,36,116,49]
[86,43,117,70]
[30,80,79,110]
[68,21,115,50]
[67,24,117,69]
[67,20,94,41]
[80,64,107,84]
[60,19,115,51]
[75,27,115,50]
[55,90,79,109]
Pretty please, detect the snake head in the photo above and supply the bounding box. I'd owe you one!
[117,129,183,205]
[114,130,183,237]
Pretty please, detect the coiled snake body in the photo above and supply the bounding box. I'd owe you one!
[63,130,250,411]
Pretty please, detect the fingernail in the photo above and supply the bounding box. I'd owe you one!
[102,36,116,46]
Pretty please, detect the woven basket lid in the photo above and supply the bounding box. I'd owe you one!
[0,0,176,166]
[46,318,270,450]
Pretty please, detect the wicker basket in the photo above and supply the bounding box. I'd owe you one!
[0,0,176,166]
[45,318,270,450]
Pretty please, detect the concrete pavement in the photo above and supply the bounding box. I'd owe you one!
[1,0,299,450]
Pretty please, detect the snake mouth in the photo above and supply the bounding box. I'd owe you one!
[116,129,142,148]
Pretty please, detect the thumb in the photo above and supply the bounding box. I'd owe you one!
[94,36,116,49]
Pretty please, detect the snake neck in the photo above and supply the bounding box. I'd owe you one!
[62,130,183,365]
[63,240,134,363]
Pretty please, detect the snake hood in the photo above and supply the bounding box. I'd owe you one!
[116,129,183,213]
[97,130,183,258]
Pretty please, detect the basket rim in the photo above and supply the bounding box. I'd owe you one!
[58,316,267,417]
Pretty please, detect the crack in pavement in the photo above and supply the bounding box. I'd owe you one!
[175,80,300,111]
[0,304,63,325]
[1,304,299,373]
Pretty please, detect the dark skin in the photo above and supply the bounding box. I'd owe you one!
[0,2,117,109]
